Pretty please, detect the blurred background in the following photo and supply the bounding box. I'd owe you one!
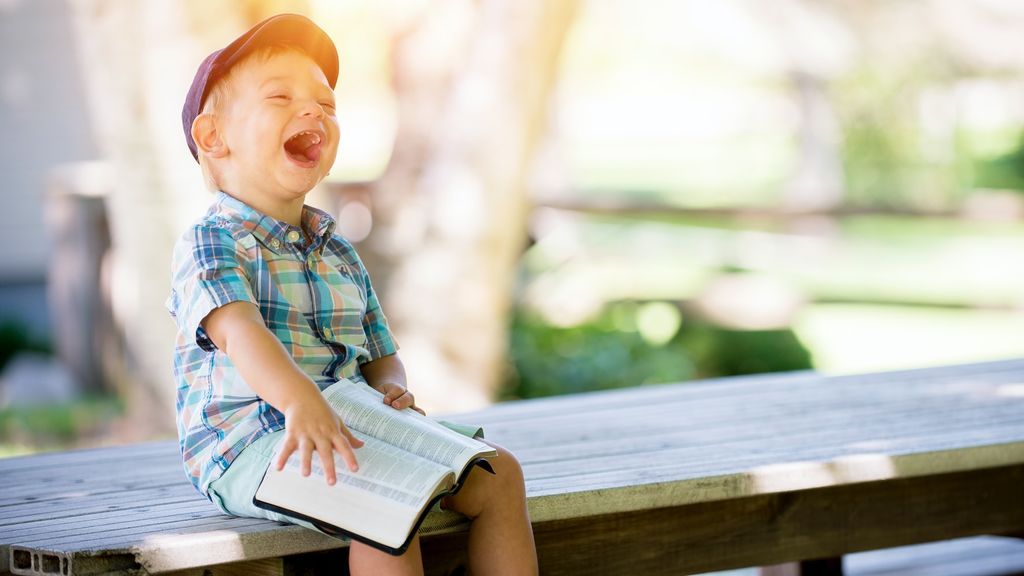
[2,0,1024,456]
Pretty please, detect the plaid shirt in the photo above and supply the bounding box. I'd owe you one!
[166,191,397,496]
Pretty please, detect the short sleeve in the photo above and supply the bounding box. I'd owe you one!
[350,251,398,361]
[167,224,258,352]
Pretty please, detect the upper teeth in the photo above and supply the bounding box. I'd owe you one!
[293,130,321,144]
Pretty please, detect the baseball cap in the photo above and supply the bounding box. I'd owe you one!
[182,13,339,161]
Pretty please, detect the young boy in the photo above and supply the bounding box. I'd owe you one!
[167,14,537,575]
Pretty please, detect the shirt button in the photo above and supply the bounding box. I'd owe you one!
[270,239,281,249]
[323,327,334,339]
[286,230,301,243]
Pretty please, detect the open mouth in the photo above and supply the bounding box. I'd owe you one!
[283,130,324,165]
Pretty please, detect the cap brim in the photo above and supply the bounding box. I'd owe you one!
[214,13,339,94]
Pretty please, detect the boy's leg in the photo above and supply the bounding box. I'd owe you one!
[442,442,538,576]
[349,536,423,576]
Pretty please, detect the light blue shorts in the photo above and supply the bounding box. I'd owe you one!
[207,429,322,531]
[207,421,484,535]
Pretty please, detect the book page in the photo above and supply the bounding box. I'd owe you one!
[275,433,452,508]
[324,379,496,471]
[257,436,447,550]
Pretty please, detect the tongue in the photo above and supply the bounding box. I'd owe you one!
[284,133,322,162]
[302,142,322,162]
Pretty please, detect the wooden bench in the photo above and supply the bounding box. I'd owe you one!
[3,359,1023,575]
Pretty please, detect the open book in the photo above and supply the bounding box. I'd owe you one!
[253,379,496,555]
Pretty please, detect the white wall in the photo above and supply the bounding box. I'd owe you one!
[0,0,98,282]
[0,0,98,338]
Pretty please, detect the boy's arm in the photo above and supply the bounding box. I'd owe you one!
[361,353,425,415]
[202,301,363,485]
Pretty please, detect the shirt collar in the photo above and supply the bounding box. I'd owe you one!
[212,191,337,254]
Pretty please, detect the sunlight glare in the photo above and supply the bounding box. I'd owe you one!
[750,453,896,493]
[996,383,1024,398]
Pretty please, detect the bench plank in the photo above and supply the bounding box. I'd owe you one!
[4,502,219,540]
[2,359,1023,575]
[1,486,199,526]
[845,536,1024,576]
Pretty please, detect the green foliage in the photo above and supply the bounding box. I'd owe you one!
[0,321,105,455]
[673,320,813,378]
[0,321,51,373]
[972,134,1024,192]
[0,395,123,448]
[831,60,972,210]
[502,309,696,400]
[502,303,814,400]
[835,70,942,209]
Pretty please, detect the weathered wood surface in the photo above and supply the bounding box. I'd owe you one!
[2,359,1023,575]
[845,535,1024,576]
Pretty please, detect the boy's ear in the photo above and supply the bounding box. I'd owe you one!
[191,113,228,158]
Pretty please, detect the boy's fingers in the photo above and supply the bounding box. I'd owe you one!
[274,448,289,471]
[333,435,360,472]
[339,420,364,448]
[299,439,313,477]
[276,437,297,470]
[382,385,409,404]
[349,433,365,448]
[316,440,337,485]
[390,390,414,409]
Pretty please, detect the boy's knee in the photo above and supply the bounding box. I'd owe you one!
[444,443,526,518]
[490,445,526,491]
[480,444,528,506]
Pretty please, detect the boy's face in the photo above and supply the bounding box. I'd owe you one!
[213,50,340,203]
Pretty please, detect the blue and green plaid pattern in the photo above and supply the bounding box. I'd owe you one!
[167,192,397,496]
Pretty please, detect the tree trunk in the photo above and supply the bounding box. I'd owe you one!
[362,0,579,412]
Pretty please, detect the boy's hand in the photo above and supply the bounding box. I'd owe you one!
[201,301,365,486]
[372,382,426,416]
[276,395,364,485]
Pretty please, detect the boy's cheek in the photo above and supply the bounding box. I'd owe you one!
[323,143,341,167]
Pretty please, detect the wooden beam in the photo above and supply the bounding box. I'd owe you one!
[163,557,284,576]
[760,557,844,576]
[419,465,1024,576]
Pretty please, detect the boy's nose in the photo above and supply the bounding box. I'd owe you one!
[299,100,325,119]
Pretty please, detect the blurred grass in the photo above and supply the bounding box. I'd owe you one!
[567,138,791,206]
[504,303,814,399]
[0,394,123,456]
[525,212,1024,307]
[0,444,34,458]
[519,211,1024,386]
[795,304,1024,374]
